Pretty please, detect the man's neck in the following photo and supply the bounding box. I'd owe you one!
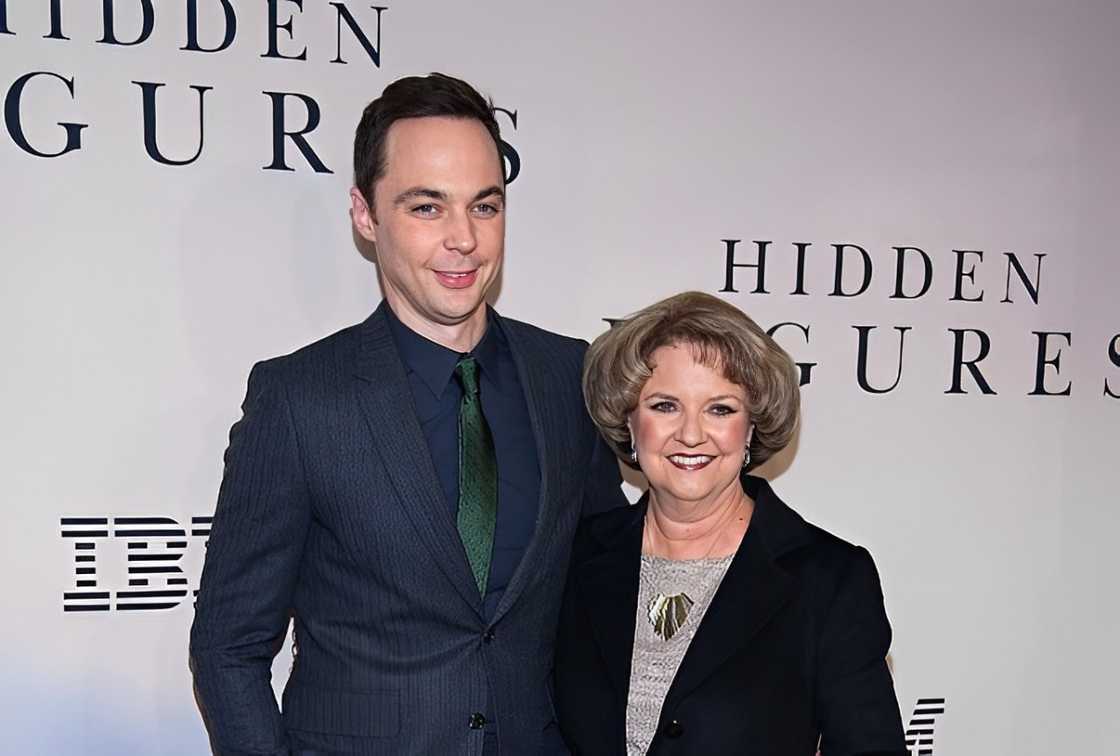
[386,297,488,353]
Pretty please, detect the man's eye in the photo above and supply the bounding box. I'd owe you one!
[473,203,500,217]
[411,204,439,216]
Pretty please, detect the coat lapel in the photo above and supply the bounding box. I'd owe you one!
[576,504,645,704]
[352,305,484,618]
[490,316,561,623]
[661,475,808,712]
[569,479,812,724]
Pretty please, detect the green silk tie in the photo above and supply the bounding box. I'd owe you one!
[455,356,497,595]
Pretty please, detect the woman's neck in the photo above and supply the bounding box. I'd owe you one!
[643,482,753,561]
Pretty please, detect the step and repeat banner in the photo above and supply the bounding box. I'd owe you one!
[2,1,1117,754]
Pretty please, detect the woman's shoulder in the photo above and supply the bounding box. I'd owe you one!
[798,520,873,568]
[776,522,888,628]
[570,500,645,562]
[749,476,885,595]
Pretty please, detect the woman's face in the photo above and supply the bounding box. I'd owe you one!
[630,344,752,511]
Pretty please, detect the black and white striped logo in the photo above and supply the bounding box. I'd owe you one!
[61,515,212,612]
[905,697,946,755]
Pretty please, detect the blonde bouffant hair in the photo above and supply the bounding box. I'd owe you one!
[583,291,800,470]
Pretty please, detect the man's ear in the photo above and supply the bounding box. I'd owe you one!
[349,187,378,244]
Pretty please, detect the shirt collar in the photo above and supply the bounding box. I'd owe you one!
[470,308,508,392]
[384,303,508,399]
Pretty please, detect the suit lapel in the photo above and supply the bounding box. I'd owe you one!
[660,476,809,712]
[352,305,483,618]
[490,316,560,623]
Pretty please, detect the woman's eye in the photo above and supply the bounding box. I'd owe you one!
[650,401,676,413]
[709,404,737,416]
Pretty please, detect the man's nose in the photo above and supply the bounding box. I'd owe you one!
[444,210,478,254]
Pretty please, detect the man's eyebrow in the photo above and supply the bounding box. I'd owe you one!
[393,187,448,206]
[392,186,505,206]
[472,185,505,204]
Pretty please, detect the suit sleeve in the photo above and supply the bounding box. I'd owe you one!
[816,547,909,756]
[574,338,628,517]
[189,362,311,756]
[581,430,627,517]
[577,338,631,519]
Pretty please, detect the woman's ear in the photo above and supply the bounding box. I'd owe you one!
[626,418,639,464]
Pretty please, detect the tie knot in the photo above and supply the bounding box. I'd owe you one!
[455,356,481,397]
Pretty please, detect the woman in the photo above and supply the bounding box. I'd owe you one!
[554,292,907,755]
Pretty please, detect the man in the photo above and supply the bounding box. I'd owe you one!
[189,73,626,755]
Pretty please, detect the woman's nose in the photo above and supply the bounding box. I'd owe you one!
[676,411,706,446]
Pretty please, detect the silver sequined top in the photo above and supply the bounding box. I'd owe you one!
[626,554,734,755]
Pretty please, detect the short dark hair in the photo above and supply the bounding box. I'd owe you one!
[353,72,503,203]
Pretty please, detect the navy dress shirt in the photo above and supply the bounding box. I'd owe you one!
[384,305,542,621]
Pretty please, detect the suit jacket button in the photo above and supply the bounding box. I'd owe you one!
[663,719,684,738]
[483,629,496,643]
[468,712,487,730]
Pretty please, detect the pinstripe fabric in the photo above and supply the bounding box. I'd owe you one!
[189,302,626,756]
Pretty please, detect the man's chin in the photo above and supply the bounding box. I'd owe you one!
[428,298,489,326]
[428,286,492,317]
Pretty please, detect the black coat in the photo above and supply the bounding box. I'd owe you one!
[554,475,908,756]
[189,302,626,756]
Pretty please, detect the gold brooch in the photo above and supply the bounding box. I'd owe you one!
[647,592,694,641]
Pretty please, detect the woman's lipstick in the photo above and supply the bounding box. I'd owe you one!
[667,454,715,471]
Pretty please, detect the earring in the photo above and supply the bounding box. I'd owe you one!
[630,446,639,464]
[742,445,751,469]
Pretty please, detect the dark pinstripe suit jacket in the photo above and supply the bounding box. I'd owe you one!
[189,303,626,755]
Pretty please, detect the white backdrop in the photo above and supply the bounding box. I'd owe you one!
[2,1,1117,753]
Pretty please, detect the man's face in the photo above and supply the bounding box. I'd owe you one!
[351,116,505,338]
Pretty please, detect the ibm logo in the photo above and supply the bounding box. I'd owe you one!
[905,697,946,755]
[60,515,211,612]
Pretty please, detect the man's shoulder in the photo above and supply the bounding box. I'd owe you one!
[250,319,365,384]
[496,314,589,361]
